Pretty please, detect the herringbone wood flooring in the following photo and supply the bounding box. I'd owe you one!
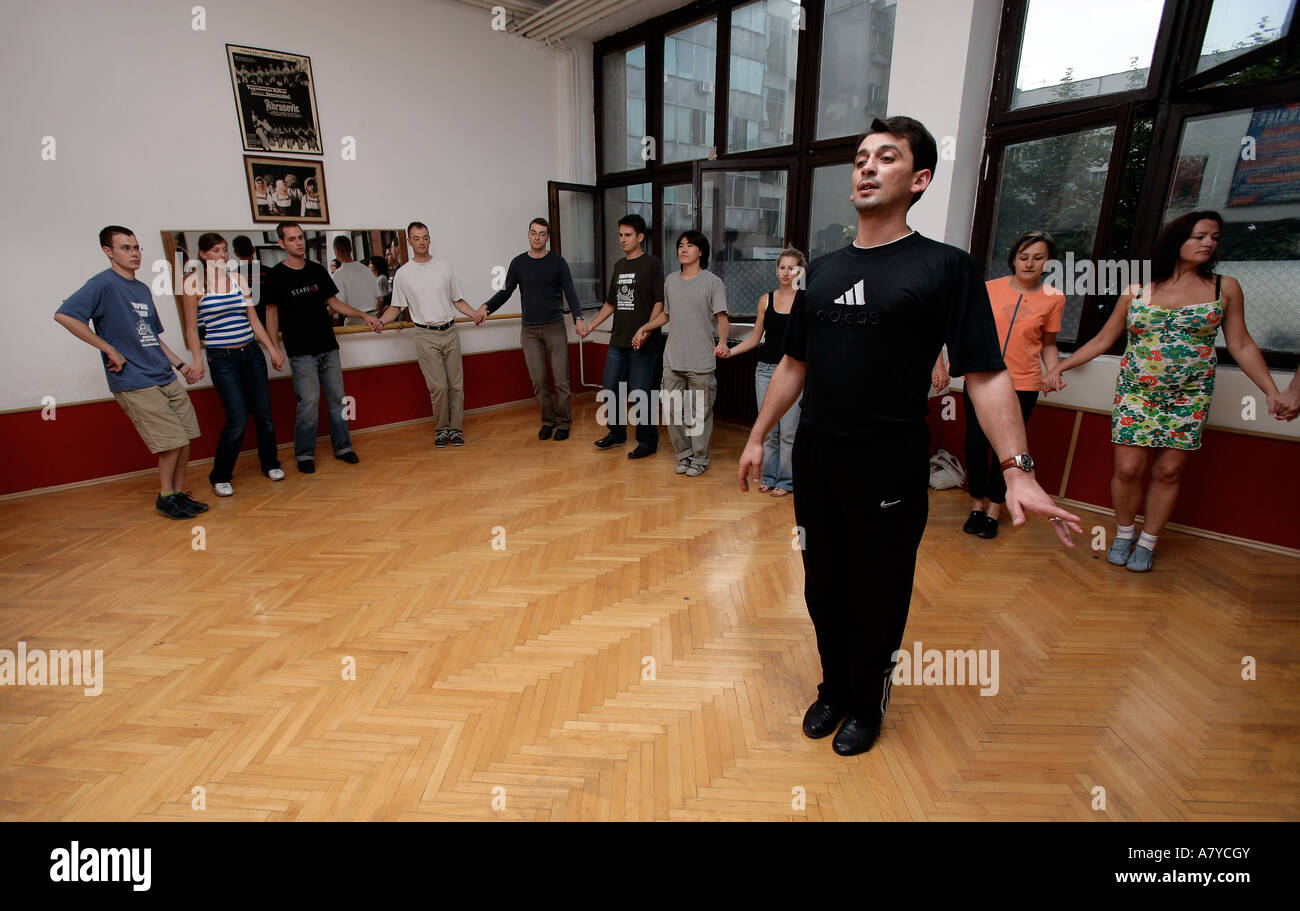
[1,397,1297,821]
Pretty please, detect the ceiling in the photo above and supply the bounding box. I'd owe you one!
[450,0,697,44]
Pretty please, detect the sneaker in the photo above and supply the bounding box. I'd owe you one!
[155,493,192,520]
[1107,535,1135,566]
[538,425,554,440]
[266,467,286,481]
[176,491,209,514]
[627,445,656,460]
[450,431,465,447]
[436,430,450,448]
[335,451,360,464]
[676,460,690,475]
[1125,544,1155,573]
[685,465,705,477]
[213,482,234,497]
[977,514,999,539]
[553,428,569,441]
[962,510,986,534]
[298,459,316,474]
[594,433,623,449]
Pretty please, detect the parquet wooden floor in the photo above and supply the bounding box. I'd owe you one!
[1,397,1297,821]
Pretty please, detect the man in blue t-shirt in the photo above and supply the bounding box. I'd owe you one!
[55,226,207,520]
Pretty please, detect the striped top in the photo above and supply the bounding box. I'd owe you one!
[198,286,256,347]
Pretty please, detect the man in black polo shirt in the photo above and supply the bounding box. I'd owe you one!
[264,221,383,473]
[738,116,1082,756]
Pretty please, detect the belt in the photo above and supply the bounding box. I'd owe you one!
[413,319,455,331]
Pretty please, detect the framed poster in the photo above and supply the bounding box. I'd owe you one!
[227,44,323,154]
[243,156,329,224]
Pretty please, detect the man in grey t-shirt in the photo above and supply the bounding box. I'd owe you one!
[635,230,728,476]
[334,235,381,327]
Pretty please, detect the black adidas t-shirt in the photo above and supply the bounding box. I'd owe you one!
[265,260,340,358]
[783,232,1005,438]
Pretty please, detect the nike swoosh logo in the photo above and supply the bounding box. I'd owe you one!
[880,499,902,508]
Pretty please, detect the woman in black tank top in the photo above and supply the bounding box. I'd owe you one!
[722,247,806,495]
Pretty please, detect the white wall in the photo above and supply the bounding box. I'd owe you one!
[0,0,596,411]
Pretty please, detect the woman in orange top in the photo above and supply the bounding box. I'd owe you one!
[936,231,1066,538]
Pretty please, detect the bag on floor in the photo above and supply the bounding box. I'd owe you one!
[928,448,965,490]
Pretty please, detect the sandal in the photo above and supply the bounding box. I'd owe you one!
[758,485,773,493]
[770,488,790,498]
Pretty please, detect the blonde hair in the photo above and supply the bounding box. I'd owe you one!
[777,246,807,269]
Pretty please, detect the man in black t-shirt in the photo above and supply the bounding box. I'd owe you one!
[582,214,663,458]
[738,117,1082,757]
[264,222,383,473]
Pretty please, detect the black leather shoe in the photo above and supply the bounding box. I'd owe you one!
[978,514,999,539]
[335,451,360,464]
[962,510,985,534]
[802,700,846,739]
[538,426,553,440]
[627,445,656,459]
[832,715,882,756]
[297,459,316,474]
[594,434,623,449]
[554,428,569,441]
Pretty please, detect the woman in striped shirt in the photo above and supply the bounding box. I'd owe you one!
[182,233,287,497]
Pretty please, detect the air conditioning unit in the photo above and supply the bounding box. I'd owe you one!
[699,79,715,93]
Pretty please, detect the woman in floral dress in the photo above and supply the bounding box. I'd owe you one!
[1043,211,1281,572]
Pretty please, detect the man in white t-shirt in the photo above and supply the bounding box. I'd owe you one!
[334,236,381,327]
[378,222,481,447]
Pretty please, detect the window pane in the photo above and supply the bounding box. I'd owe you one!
[663,19,717,165]
[1165,104,1300,354]
[816,0,895,141]
[702,169,787,317]
[662,184,696,270]
[603,45,646,173]
[727,0,799,153]
[986,126,1118,342]
[604,183,653,273]
[1197,0,1295,73]
[1011,0,1163,109]
[809,164,856,261]
[555,189,601,313]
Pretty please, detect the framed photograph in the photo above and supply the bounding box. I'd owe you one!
[243,156,329,224]
[227,44,323,154]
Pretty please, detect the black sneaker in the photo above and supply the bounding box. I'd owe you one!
[978,514,999,539]
[436,430,450,448]
[155,493,192,520]
[335,451,360,464]
[594,433,623,449]
[627,445,656,460]
[538,425,553,440]
[962,510,985,534]
[176,491,209,514]
[554,428,569,441]
[298,459,316,474]
[450,431,465,447]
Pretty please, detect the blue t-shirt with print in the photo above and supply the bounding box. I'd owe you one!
[57,269,176,393]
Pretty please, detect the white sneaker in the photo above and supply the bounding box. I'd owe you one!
[213,482,234,497]
[267,468,285,481]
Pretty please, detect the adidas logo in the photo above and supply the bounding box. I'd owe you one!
[833,279,866,306]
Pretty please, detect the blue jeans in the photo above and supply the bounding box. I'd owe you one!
[754,359,800,492]
[206,342,280,484]
[289,349,353,461]
[601,344,659,447]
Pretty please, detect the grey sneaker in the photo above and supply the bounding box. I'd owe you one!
[1107,536,1135,566]
[685,465,705,477]
[1125,544,1155,573]
[676,460,689,475]
[435,430,450,448]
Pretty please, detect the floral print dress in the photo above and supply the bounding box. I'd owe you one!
[1111,276,1222,451]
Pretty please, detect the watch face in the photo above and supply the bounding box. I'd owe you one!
[1019,454,1034,472]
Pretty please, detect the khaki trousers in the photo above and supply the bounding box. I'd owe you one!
[414,325,464,432]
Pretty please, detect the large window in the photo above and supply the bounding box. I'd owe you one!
[974,0,1299,363]
[664,19,717,164]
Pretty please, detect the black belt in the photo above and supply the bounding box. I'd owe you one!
[413,319,455,331]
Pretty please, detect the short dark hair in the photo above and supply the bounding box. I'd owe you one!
[1006,231,1058,271]
[275,221,301,241]
[368,255,389,277]
[407,221,428,234]
[676,230,711,269]
[333,235,353,255]
[529,217,550,232]
[231,235,255,259]
[1152,210,1223,285]
[862,115,938,208]
[99,225,134,249]
[617,214,647,238]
